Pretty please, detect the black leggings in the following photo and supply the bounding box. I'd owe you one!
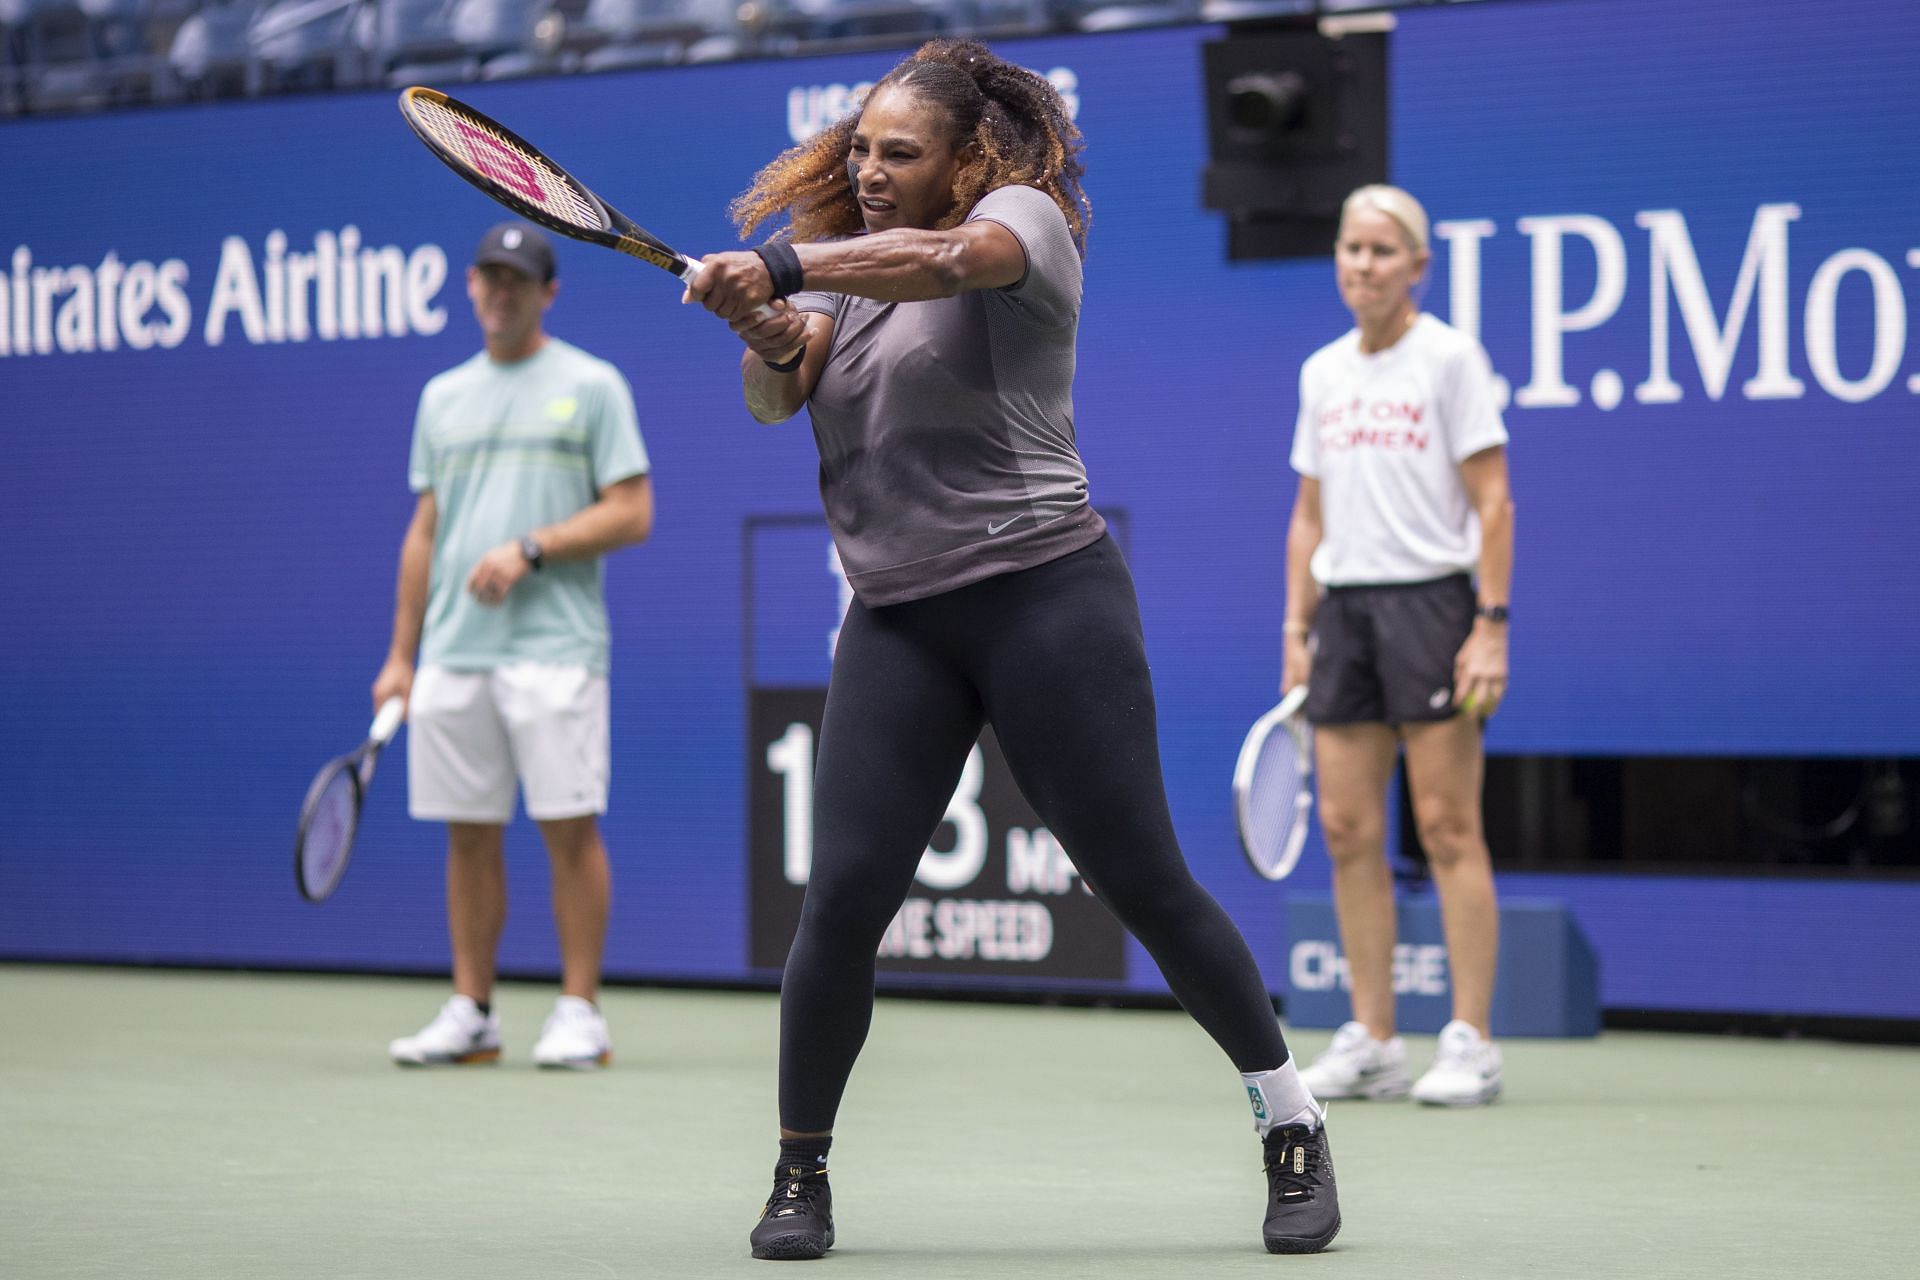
[779,534,1290,1132]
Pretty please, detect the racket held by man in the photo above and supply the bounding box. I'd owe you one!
[294,697,405,903]
[1233,683,1315,881]
[397,85,778,322]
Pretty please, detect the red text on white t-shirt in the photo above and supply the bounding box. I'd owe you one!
[1318,396,1430,453]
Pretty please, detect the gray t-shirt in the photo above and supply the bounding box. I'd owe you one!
[791,183,1105,607]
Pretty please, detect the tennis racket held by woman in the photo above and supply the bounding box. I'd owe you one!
[1232,684,1315,881]
[397,86,779,321]
[293,696,405,903]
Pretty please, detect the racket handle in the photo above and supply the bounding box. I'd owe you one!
[370,697,405,745]
[678,255,780,322]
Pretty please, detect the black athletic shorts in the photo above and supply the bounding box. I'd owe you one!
[1305,573,1475,727]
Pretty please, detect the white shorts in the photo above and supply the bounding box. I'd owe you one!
[407,662,610,824]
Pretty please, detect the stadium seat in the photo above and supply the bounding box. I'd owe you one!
[77,0,142,61]
[948,0,1046,37]
[2,4,23,114]
[784,0,948,48]
[364,0,477,84]
[471,0,563,79]
[1070,0,1193,33]
[168,0,261,98]
[1197,0,1312,21]
[84,0,200,103]
[448,0,541,62]
[248,0,366,91]
[568,0,729,72]
[680,27,739,61]
[5,0,110,112]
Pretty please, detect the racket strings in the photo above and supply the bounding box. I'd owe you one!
[299,767,360,896]
[408,97,603,231]
[1243,725,1310,875]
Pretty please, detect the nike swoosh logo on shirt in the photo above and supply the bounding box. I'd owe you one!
[987,516,1020,535]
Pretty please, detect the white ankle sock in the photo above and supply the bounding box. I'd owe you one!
[1242,1061,1324,1136]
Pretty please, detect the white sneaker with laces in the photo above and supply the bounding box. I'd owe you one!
[388,994,501,1066]
[532,995,612,1070]
[1297,1021,1412,1100]
[1411,1019,1503,1106]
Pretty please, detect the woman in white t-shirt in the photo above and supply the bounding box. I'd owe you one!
[1283,186,1515,1108]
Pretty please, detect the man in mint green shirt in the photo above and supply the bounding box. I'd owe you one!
[373,223,651,1071]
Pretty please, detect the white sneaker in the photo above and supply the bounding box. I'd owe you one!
[388,995,501,1066]
[531,995,612,1070]
[1411,1020,1504,1107]
[1297,1021,1412,1100]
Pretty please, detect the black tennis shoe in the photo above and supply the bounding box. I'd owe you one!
[750,1159,834,1261]
[1262,1120,1341,1254]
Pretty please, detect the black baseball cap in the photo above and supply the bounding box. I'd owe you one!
[473,222,556,282]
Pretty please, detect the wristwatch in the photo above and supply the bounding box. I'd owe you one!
[1476,603,1509,623]
[519,534,545,572]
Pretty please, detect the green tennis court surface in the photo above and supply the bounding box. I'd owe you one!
[1,965,1910,1279]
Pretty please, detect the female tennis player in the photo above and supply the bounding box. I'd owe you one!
[687,39,1340,1260]
[1283,185,1514,1107]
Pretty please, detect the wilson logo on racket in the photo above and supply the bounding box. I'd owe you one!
[452,122,546,205]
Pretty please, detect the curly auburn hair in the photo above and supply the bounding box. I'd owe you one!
[729,39,1089,254]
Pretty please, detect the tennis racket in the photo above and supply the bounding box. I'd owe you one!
[1232,684,1315,881]
[397,85,778,322]
[293,697,405,903]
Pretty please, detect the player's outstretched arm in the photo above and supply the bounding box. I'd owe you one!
[786,221,1026,302]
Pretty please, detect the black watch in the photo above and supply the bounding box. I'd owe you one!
[519,534,545,572]
[1476,602,1509,624]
